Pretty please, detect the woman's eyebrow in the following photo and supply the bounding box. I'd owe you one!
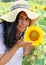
[19,15,23,18]
[19,15,28,19]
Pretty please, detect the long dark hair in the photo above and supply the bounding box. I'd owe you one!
[3,12,24,49]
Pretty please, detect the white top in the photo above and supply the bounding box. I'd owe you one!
[5,47,23,65]
[0,24,7,54]
[0,24,23,65]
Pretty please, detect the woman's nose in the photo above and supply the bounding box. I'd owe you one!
[22,20,26,24]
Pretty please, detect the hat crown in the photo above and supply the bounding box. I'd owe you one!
[10,0,29,11]
[12,0,28,6]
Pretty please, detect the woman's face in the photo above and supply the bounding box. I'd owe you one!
[17,11,30,33]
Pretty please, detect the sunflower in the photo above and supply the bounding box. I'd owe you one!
[42,6,46,11]
[23,26,45,46]
[34,4,40,9]
[30,8,35,12]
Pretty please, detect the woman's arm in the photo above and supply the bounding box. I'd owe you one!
[0,54,4,59]
[0,44,19,65]
[0,39,31,65]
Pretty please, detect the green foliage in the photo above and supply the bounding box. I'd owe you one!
[0,2,12,16]
[23,43,46,65]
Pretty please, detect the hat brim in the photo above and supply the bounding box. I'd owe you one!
[0,8,39,25]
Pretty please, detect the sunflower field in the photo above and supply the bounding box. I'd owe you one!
[0,0,46,65]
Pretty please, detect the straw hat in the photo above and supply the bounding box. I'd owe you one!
[0,0,39,25]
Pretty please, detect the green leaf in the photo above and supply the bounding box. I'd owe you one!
[34,58,44,65]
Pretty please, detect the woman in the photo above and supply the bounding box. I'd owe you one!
[0,0,39,65]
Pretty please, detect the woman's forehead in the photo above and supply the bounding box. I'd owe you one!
[19,11,27,17]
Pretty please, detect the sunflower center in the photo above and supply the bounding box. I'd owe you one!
[44,7,46,11]
[29,30,39,41]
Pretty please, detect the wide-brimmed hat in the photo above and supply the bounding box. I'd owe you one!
[0,0,39,25]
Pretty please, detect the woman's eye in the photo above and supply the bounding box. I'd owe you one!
[19,17,23,20]
[26,18,29,21]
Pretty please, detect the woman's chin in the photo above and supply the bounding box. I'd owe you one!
[19,29,25,33]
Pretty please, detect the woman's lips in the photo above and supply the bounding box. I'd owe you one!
[20,25,25,29]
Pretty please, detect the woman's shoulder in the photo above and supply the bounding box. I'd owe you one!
[0,20,7,54]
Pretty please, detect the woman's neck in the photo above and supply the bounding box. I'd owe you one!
[15,30,21,39]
